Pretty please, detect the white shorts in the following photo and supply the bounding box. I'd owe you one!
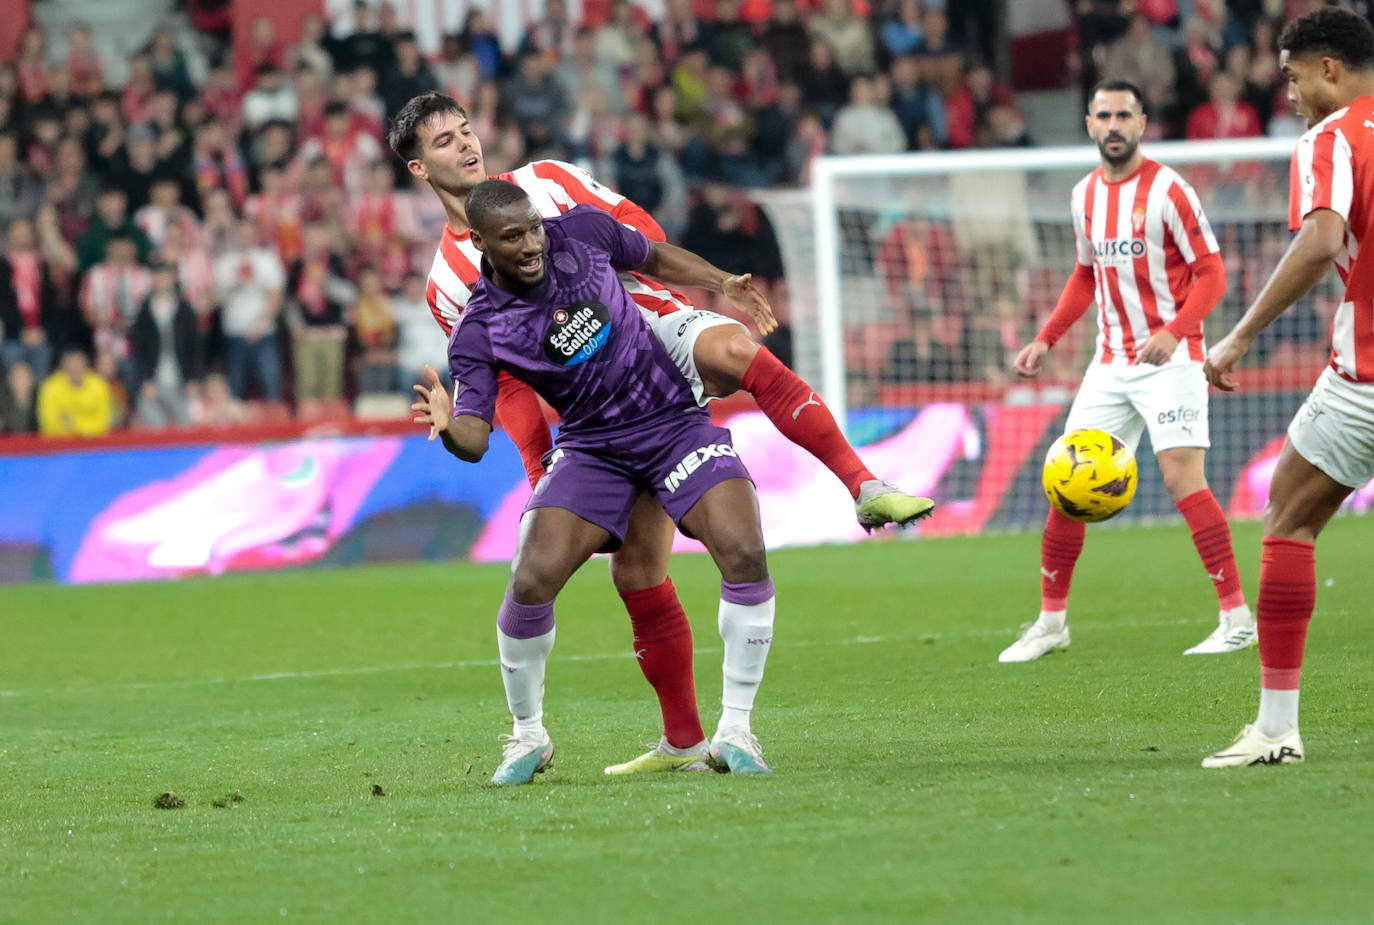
[641,308,746,406]
[1287,366,1374,488]
[1063,360,1210,454]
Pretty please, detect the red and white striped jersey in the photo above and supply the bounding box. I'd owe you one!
[1288,97,1374,383]
[425,159,695,336]
[1071,158,1221,364]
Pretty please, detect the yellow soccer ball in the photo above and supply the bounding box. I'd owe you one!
[1042,428,1138,523]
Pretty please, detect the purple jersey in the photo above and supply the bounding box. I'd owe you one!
[449,206,704,450]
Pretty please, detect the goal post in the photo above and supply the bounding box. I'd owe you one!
[753,137,1357,534]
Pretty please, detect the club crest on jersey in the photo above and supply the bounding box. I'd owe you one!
[544,299,612,367]
[1132,206,1146,234]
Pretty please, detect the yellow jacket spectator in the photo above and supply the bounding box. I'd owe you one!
[37,349,114,438]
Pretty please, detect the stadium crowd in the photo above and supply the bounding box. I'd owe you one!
[0,0,1358,436]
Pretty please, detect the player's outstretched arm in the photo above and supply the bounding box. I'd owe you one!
[412,364,492,462]
[1205,209,1345,391]
[1016,264,1096,376]
[637,241,778,336]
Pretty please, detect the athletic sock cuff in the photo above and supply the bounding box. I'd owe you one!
[721,578,775,606]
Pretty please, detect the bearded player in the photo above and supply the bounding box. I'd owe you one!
[1202,8,1374,767]
[999,79,1252,663]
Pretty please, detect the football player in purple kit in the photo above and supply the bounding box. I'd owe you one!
[413,180,778,785]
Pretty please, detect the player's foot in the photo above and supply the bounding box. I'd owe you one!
[1183,605,1257,655]
[855,479,935,532]
[603,737,718,775]
[710,727,772,775]
[489,730,554,785]
[998,620,1070,663]
[1202,724,1304,768]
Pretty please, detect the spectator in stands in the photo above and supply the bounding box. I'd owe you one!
[353,266,396,395]
[131,260,203,429]
[597,0,644,71]
[380,32,438,123]
[245,162,303,262]
[913,7,963,97]
[648,83,690,160]
[0,359,38,434]
[612,111,688,239]
[433,33,479,104]
[122,53,158,125]
[559,28,626,118]
[810,0,877,77]
[192,120,250,212]
[458,9,504,82]
[189,371,246,427]
[39,63,79,124]
[247,120,295,185]
[16,27,49,105]
[135,176,201,252]
[86,91,126,177]
[295,101,385,198]
[0,218,62,377]
[147,90,193,177]
[345,64,386,133]
[391,271,439,393]
[520,0,576,61]
[878,215,960,319]
[292,66,328,141]
[241,65,299,133]
[199,187,238,255]
[81,235,152,389]
[1173,17,1220,126]
[0,132,41,227]
[214,219,285,402]
[788,112,829,185]
[946,64,1021,149]
[503,51,571,159]
[334,1,394,77]
[25,113,63,179]
[77,188,151,271]
[290,14,334,84]
[889,54,945,149]
[156,221,216,321]
[37,347,113,438]
[146,25,195,101]
[831,74,907,155]
[757,0,811,82]
[800,39,852,129]
[752,79,804,182]
[238,16,285,93]
[109,122,167,212]
[285,222,349,413]
[882,0,927,60]
[94,346,129,427]
[705,0,754,72]
[1186,72,1262,139]
[65,22,104,98]
[348,161,418,284]
[882,307,958,385]
[566,83,624,174]
[1103,14,1175,122]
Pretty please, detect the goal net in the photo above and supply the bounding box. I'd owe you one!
[753,138,1367,536]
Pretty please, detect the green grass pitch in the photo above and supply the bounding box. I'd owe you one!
[3,518,1373,923]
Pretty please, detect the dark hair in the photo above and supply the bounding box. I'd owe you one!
[387,91,470,162]
[1280,7,1374,71]
[465,179,531,236]
[1088,78,1146,113]
[324,100,350,118]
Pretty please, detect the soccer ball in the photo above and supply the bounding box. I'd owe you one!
[1042,429,1138,523]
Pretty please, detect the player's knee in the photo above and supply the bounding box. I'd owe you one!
[609,548,669,594]
[712,533,768,584]
[722,331,760,373]
[510,558,564,604]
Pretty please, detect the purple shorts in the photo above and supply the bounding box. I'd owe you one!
[524,418,752,546]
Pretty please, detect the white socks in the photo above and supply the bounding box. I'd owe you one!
[497,626,556,738]
[1257,688,1300,738]
[716,582,776,738]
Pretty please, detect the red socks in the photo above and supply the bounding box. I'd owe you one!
[619,577,704,748]
[1176,489,1246,611]
[740,348,874,498]
[1040,507,1086,612]
[1257,537,1315,690]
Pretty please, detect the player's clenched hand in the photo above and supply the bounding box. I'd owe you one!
[1014,340,1049,377]
[1134,330,1178,366]
[722,273,778,337]
[411,364,452,441]
[1204,334,1247,392]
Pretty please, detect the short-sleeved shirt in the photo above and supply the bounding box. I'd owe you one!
[1070,158,1220,365]
[1289,96,1374,382]
[448,205,704,450]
